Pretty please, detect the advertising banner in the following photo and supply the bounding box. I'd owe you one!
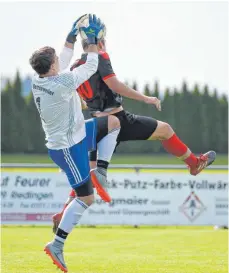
[1,167,228,226]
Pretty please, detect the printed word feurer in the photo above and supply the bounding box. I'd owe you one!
[14,176,51,187]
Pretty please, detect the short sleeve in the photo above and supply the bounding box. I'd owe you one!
[98,51,116,81]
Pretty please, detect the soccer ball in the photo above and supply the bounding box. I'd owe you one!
[77,14,106,40]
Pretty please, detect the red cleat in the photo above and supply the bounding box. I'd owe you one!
[90,169,111,202]
[189,151,216,176]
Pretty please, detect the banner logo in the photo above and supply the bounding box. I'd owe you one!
[180,192,206,222]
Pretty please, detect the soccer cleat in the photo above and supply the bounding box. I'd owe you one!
[52,213,63,234]
[90,169,111,202]
[44,242,67,272]
[189,151,216,176]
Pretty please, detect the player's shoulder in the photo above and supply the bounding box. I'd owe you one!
[99,51,110,60]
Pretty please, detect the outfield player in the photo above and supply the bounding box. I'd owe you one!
[30,15,120,272]
[52,22,216,233]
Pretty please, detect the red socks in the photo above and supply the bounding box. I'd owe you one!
[184,154,198,168]
[60,203,68,215]
[161,134,198,167]
[69,189,76,198]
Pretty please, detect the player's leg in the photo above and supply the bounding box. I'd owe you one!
[52,190,76,234]
[90,115,120,195]
[148,120,216,175]
[116,111,216,175]
[69,115,120,200]
[52,115,120,233]
[45,139,94,272]
[68,112,215,177]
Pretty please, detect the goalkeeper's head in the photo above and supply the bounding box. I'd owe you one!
[29,46,59,76]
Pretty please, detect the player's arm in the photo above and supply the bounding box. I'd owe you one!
[59,15,87,71]
[71,47,98,88]
[105,77,160,110]
[70,14,105,88]
[58,45,74,72]
[99,53,161,111]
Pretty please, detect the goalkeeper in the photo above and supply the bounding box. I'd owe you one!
[30,14,120,272]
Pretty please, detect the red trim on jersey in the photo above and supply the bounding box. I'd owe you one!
[70,59,80,71]
[77,60,86,65]
[99,51,110,60]
[103,73,116,81]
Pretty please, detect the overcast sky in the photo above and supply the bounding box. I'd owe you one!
[0,1,228,94]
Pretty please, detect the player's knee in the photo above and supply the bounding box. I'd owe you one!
[108,115,120,131]
[151,121,174,140]
[159,122,174,139]
[78,194,94,206]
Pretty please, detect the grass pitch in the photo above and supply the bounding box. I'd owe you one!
[1,226,228,273]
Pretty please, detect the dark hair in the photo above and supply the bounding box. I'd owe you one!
[29,46,56,75]
[81,38,105,50]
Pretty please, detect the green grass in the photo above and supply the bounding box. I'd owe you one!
[1,226,228,273]
[1,153,228,165]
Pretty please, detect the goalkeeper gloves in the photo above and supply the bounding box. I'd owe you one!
[66,14,87,44]
[79,14,104,45]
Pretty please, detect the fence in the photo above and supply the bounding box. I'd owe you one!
[1,164,228,226]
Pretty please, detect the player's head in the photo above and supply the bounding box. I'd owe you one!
[29,46,59,76]
[82,37,106,52]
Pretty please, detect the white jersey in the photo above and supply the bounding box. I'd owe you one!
[31,47,98,150]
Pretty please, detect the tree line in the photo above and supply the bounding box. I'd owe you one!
[1,72,228,154]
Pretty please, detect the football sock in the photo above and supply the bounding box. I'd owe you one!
[97,127,120,174]
[161,133,198,168]
[54,198,88,244]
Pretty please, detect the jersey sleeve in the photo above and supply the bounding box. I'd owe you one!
[58,46,74,72]
[58,52,98,93]
[71,52,98,88]
[98,52,116,81]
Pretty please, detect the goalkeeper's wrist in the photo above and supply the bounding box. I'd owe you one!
[66,34,77,44]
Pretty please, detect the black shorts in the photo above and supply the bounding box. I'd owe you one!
[95,116,109,143]
[113,111,158,142]
[89,111,158,161]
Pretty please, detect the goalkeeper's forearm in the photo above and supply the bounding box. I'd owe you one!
[72,52,98,88]
[58,45,74,72]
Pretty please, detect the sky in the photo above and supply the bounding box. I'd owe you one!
[0,1,228,94]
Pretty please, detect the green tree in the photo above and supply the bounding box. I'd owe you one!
[12,71,29,152]
[1,80,12,152]
[189,83,203,152]
[219,94,228,153]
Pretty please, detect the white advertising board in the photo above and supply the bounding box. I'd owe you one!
[1,167,228,226]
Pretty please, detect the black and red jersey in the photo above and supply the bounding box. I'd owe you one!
[71,51,122,113]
